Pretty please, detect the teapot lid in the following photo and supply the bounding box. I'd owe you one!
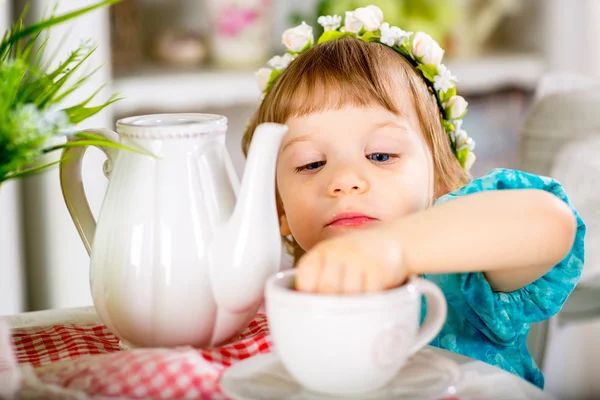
[116,113,227,138]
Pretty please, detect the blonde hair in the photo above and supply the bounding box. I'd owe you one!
[242,37,471,262]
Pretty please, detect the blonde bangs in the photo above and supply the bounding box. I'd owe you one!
[261,37,404,121]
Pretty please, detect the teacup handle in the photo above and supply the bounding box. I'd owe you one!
[59,128,120,256]
[408,278,448,355]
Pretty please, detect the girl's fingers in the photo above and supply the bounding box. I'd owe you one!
[364,269,385,293]
[342,265,365,294]
[296,252,323,292]
[317,255,344,294]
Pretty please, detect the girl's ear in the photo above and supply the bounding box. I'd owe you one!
[280,214,291,236]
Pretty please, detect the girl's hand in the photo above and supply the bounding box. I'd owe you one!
[295,227,406,294]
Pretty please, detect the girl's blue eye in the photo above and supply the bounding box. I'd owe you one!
[367,153,392,162]
[295,161,325,172]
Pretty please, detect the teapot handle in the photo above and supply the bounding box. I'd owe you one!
[59,128,120,256]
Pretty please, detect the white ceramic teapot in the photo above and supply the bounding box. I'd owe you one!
[59,113,288,348]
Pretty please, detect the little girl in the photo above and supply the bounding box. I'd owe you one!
[243,6,585,389]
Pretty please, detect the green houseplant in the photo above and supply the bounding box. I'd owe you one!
[0,0,141,188]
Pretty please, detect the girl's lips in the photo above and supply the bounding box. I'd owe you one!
[326,212,377,227]
[328,216,376,227]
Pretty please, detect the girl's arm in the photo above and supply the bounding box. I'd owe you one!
[296,189,578,294]
[389,189,577,292]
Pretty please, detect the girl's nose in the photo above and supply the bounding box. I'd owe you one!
[328,169,369,196]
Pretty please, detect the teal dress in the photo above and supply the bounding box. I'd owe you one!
[422,168,586,389]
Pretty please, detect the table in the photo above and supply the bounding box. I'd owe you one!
[1,307,553,399]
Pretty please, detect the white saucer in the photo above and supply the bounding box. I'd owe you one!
[220,348,462,400]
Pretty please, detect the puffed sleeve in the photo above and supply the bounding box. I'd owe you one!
[425,168,586,344]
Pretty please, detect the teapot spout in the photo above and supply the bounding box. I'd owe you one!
[209,123,288,313]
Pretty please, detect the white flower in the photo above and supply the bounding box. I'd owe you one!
[449,129,456,143]
[379,22,411,47]
[455,129,467,145]
[455,131,475,152]
[464,152,476,171]
[412,32,444,66]
[344,11,363,34]
[256,68,273,93]
[282,21,314,53]
[353,5,384,32]
[453,119,464,132]
[317,15,342,32]
[43,108,74,135]
[444,95,468,119]
[267,53,295,70]
[433,64,457,93]
[452,119,475,152]
[10,104,46,144]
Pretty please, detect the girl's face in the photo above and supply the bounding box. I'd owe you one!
[277,104,435,251]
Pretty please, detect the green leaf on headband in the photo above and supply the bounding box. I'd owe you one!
[269,69,283,83]
[441,86,456,103]
[416,64,438,83]
[285,41,313,57]
[301,39,314,53]
[264,69,284,93]
[442,119,454,133]
[318,30,349,44]
[456,147,468,168]
[360,31,381,43]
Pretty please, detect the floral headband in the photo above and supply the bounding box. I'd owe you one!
[255,5,476,171]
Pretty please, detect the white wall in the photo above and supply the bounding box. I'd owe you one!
[544,0,600,77]
[20,0,114,311]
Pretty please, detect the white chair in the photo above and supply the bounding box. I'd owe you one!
[520,71,600,399]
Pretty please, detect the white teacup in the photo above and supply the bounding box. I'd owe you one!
[265,269,447,396]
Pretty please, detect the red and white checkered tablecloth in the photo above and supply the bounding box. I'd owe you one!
[8,314,271,399]
[3,314,466,399]
[12,314,271,369]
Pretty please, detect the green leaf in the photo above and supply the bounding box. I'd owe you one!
[285,38,315,56]
[399,40,413,58]
[37,46,97,107]
[1,159,62,182]
[43,136,157,159]
[301,39,314,53]
[456,148,468,168]
[64,93,122,125]
[317,30,348,44]
[46,47,86,81]
[264,69,284,93]
[416,64,438,83]
[0,0,122,55]
[19,32,45,67]
[360,31,381,43]
[269,69,283,83]
[52,64,104,104]
[441,86,456,103]
[0,10,25,61]
[442,119,454,133]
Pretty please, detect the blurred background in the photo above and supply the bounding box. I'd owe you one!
[1,0,600,398]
